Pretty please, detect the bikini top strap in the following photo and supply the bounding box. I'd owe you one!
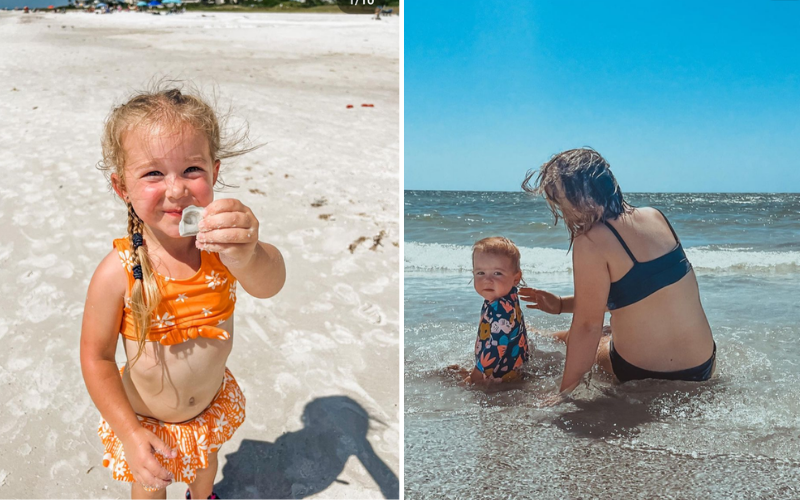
[603,220,638,263]
[654,208,680,245]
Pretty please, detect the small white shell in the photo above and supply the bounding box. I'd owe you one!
[179,205,204,237]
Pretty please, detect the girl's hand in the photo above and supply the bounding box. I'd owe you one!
[121,428,176,490]
[196,198,260,269]
[519,287,562,315]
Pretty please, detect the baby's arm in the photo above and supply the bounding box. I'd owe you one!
[79,251,174,489]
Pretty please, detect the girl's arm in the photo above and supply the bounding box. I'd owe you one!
[559,234,609,394]
[225,241,286,299]
[80,251,175,489]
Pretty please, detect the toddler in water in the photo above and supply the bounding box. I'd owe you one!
[80,86,285,499]
[466,237,530,384]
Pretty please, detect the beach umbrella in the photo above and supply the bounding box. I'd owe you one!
[47,4,54,7]
[147,0,159,5]
[136,1,146,5]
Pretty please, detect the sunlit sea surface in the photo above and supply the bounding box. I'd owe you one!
[405,192,800,498]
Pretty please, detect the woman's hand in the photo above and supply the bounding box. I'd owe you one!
[120,427,176,491]
[196,198,260,270]
[538,391,570,408]
[519,287,562,315]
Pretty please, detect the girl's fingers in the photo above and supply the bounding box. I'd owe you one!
[196,242,251,254]
[196,228,256,245]
[139,470,171,491]
[145,459,173,485]
[525,304,541,309]
[199,211,251,232]
[152,440,176,459]
[203,198,246,217]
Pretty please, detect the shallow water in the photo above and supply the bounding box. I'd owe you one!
[404,192,800,498]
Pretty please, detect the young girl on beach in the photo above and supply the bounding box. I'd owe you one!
[464,237,530,384]
[80,87,286,499]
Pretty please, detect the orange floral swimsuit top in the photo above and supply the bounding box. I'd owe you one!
[113,237,237,345]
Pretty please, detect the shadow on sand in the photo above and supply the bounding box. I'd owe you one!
[215,395,399,499]
[553,379,724,440]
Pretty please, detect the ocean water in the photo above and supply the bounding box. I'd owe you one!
[404,191,800,498]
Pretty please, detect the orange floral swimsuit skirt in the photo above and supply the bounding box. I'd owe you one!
[97,237,246,489]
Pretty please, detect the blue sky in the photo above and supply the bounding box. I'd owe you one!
[405,1,800,192]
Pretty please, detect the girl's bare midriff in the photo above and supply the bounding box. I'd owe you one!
[121,317,234,424]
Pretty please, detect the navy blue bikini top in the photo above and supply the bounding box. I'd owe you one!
[605,209,692,310]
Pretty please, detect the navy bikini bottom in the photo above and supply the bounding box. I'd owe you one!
[609,340,716,383]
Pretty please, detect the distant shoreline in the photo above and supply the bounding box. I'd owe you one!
[1,3,399,14]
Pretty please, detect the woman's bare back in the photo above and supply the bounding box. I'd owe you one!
[597,207,714,371]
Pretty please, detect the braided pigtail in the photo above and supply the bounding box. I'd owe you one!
[126,202,162,366]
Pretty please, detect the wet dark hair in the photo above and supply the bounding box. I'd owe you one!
[522,148,633,246]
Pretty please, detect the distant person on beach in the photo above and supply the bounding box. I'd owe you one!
[520,148,715,395]
[452,237,530,385]
[80,85,286,499]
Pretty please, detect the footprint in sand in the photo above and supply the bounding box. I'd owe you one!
[360,276,390,295]
[273,372,302,398]
[286,227,321,248]
[19,253,74,279]
[333,284,387,324]
[357,302,385,325]
[0,243,12,265]
[18,282,64,323]
[333,283,360,305]
[364,328,397,347]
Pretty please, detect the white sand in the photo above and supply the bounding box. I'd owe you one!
[0,10,399,499]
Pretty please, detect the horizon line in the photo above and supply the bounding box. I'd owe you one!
[404,189,800,195]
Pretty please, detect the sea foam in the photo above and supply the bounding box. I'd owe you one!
[405,242,800,275]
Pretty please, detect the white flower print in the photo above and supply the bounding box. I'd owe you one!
[151,312,175,328]
[202,308,212,317]
[217,319,226,326]
[182,464,195,481]
[182,454,192,465]
[196,433,209,454]
[176,293,188,303]
[205,271,226,290]
[228,281,237,301]
[118,250,134,272]
[124,296,132,309]
[213,416,228,435]
[114,460,127,477]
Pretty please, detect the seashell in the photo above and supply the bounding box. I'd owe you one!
[179,205,204,237]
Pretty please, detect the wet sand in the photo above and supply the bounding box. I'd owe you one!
[0,10,399,498]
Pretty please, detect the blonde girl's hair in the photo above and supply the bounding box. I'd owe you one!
[521,147,633,247]
[97,82,257,365]
[472,237,522,274]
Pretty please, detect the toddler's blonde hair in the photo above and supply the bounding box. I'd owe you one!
[472,237,522,273]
